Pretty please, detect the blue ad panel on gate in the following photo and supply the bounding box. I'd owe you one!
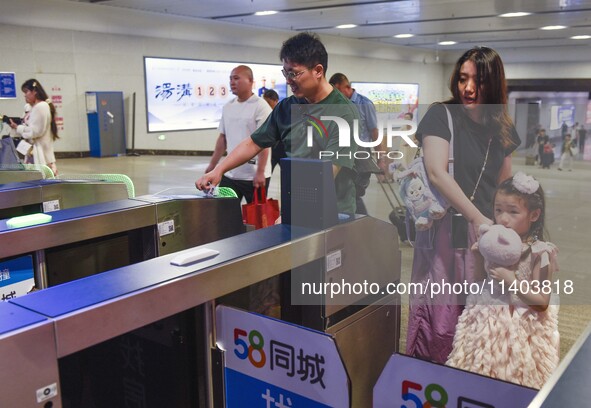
[374,353,537,408]
[0,255,34,288]
[225,368,331,408]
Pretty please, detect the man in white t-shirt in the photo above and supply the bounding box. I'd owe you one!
[205,65,272,203]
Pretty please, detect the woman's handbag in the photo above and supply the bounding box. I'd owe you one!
[396,105,454,239]
[0,137,20,165]
[242,187,280,229]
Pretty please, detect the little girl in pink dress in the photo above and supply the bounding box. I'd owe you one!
[447,172,560,389]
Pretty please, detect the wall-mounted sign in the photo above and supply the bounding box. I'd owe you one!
[0,73,17,99]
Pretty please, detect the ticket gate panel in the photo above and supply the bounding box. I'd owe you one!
[0,302,60,408]
[153,197,245,256]
[0,169,46,184]
[39,180,129,211]
[0,181,43,219]
[327,296,400,407]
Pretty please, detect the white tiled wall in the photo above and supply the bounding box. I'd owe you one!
[0,0,453,153]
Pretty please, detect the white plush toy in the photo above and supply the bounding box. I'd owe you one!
[399,176,446,231]
[477,224,522,267]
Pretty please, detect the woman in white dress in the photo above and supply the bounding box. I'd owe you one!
[9,79,59,175]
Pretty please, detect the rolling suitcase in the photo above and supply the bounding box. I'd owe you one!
[378,178,414,242]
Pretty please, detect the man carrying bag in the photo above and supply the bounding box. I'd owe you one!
[242,187,280,229]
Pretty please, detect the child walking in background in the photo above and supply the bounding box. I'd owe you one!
[447,172,560,389]
[558,133,575,171]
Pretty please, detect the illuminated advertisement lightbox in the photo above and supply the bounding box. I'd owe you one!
[144,57,287,132]
[351,82,419,122]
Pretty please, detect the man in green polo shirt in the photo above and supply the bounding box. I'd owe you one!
[196,32,358,214]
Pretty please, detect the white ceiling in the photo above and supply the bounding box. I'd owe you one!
[69,0,591,54]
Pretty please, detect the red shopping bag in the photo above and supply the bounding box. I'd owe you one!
[242,187,280,229]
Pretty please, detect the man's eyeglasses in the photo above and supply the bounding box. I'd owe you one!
[281,68,308,80]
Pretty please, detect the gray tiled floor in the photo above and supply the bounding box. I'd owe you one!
[57,151,591,359]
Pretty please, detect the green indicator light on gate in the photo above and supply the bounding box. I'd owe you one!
[6,213,53,229]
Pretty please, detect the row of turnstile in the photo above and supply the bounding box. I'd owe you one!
[0,174,401,407]
[0,172,589,407]
[0,179,245,285]
[0,177,129,220]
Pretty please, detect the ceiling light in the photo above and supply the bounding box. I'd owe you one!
[499,12,531,18]
[336,24,357,29]
[571,35,591,39]
[438,41,457,45]
[394,34,414,38]
[254,10,277,16]
[541,25,567,30]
